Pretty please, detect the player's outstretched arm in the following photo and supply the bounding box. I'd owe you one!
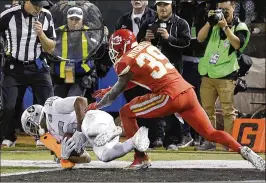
[92,82,136,99]
[96,72,133,109]
[73,97,88,132]
[71,97,90,153]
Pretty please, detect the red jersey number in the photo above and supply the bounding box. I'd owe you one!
[136,46,175,79]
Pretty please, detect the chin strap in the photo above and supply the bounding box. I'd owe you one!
[39,133,76,169]
[38,125,46,136]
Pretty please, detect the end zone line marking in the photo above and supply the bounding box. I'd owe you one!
[1,168,62,177]
[1,160,256,169]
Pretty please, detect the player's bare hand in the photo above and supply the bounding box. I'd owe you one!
[92,87,112,99]
[33,21,44,37]
[218,17,228,28]
[157,28,169,39]
[145,30,155,41]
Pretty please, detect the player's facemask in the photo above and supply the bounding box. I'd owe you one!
[23,116,40,136]
[21,105,45,136]
[108,43,120,64]
[108,40,138,64]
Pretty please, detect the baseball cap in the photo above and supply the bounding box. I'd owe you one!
[155,0,173,4]
[30,0,49,7]
[67,7,83,19]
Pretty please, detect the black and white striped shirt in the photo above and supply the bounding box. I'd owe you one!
[0,5,56,61]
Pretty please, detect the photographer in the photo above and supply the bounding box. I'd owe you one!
[197,0,250,150]
[51,7,97,98]
[51,7,111,101]
[137,0,191,150]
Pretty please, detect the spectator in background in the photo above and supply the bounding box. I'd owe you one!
[115,0,155,36]
[234,0,256,27]
[115,0,166,148]
[137,0,191,150]
[0,0,55,147]
[197,0,250,150]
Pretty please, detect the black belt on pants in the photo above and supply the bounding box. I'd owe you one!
[6,56,36,65]
[16,60,35,65]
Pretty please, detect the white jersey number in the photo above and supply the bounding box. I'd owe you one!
[136,46,175,79]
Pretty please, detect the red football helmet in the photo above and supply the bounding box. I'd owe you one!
[108,29,138,63]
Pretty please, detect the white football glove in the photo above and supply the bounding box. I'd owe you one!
[69,131,88,153]
[61,137,76,160]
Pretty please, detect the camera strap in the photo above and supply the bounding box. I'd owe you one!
[233,19,241,57]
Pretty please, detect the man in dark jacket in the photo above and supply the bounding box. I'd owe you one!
[115,1,156,36]
[115,0,166,148]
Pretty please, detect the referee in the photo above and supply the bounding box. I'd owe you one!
[0,0,56,146]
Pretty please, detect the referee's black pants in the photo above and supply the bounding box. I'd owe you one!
[0,59,53,143]
[123,86,166,144]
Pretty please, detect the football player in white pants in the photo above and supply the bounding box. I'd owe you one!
[21,96,150,168]
[81,109,149,162]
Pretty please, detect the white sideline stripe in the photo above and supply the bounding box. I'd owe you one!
[1,168,61,177]
[1,160,256,169]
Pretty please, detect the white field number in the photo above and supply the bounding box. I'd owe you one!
[136,46,174,79]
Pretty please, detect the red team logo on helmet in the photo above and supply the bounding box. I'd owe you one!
[111,35,122,45]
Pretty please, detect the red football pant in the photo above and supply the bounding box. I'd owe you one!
[120,88,242,152]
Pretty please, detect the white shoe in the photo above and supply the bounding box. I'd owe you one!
[2,139,15,147]
[240,146,265,171]
[131,127,150,152]
[94,126,122,147]
[36,140,45,148]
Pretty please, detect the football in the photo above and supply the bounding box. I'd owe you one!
[63,132,84,157]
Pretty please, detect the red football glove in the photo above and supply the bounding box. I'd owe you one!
[92,87,112,99]
[87,102,98,111]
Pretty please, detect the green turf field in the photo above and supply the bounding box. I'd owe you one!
[1,134,265,175]
[1,149,252,161]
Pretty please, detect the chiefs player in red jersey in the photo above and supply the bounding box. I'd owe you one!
[88,29,265,170]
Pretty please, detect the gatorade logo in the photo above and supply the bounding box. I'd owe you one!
[232,119,265,152]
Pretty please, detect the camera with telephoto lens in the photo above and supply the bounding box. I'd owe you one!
[208,9,228,26]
